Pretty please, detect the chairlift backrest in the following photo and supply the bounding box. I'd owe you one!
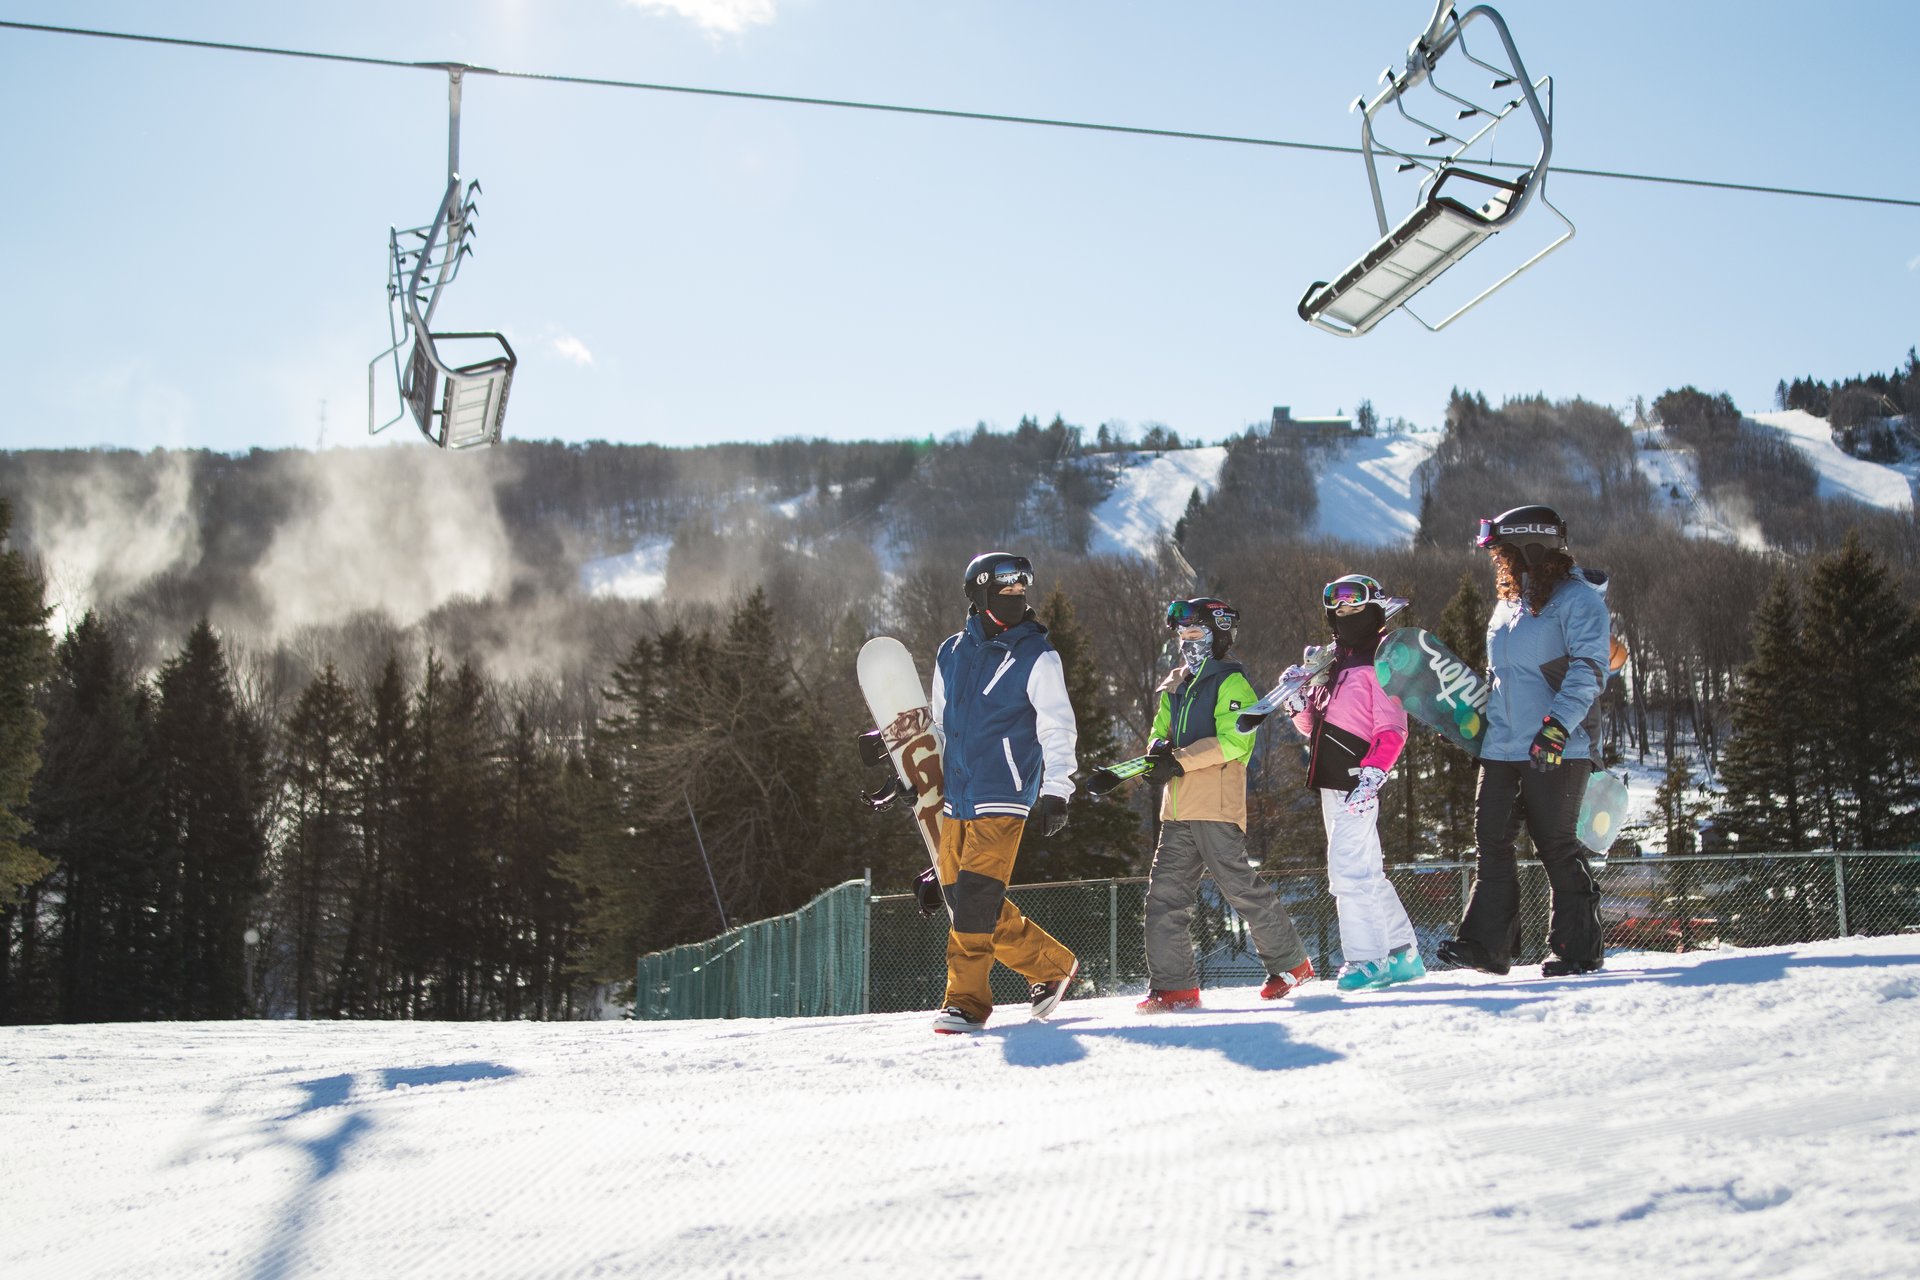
[1298,2,1574,337]
[366,66,517,448]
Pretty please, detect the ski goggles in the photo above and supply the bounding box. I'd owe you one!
[986,559,1034,589]
[1165,598,1238,632]
[1322,575,1385,609]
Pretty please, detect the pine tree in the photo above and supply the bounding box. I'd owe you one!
[1798,532,1920,849]
[278,661,364,1018]
[28,612,161,1021]
[0,497,53,908]
[1023,589,1140,880]
[151,621,268,1019]
[340,654,414,1017]
[1718,573,1812,852]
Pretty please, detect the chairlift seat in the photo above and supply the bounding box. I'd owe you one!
[1299,167,1525,338]
[404,331,516,449]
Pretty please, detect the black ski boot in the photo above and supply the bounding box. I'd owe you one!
[1437,937,1511,976]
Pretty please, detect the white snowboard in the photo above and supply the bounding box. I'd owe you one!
[856,637,948,895]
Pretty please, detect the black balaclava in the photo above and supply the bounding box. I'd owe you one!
[1329,603,1385,653]
[978,590,1029,636]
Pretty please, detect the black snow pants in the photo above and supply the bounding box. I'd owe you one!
[1456,759,1602,967]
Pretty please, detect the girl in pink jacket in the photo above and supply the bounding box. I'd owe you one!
[1284,574,1426,990]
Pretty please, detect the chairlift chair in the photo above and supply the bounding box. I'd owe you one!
[368,66,517,448]
[1298,1,1574,337]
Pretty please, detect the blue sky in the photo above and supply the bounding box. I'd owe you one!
[1,0,1914,453]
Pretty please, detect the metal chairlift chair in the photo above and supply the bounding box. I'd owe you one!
[1298,1,1574,338]
[368,66,517,448]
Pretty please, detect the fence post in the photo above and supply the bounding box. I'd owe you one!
[861,870,873,1015]
[1833,854,1850,937]
[1108,880,1119,995]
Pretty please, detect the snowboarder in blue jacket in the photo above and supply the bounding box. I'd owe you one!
[1440,504,1612,978]
[925,552,1080,1033]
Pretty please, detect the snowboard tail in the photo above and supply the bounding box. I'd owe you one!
[856,638,948,880]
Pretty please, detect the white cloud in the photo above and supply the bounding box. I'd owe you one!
[623,0,777,35]
[552,335,595,367]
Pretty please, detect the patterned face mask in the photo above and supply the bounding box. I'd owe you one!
[1179,635,1213,672]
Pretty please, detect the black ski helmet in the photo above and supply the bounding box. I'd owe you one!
[1166,597,1239,659]
[963,551,1034,625]
[1476,505,1569,562]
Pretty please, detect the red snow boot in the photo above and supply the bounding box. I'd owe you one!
[1135,988,1202,1014]
[1260,959,1315,1000]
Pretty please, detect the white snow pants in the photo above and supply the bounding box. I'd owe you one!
[1319,788,1416,965]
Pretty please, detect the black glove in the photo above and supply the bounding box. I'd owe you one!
[1033,793,1069,838]
[1145,737,1184,780]
[1529,716,1569,771]
[914,866,944,917]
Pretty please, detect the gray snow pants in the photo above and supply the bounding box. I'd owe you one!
[1144,819,1310,990]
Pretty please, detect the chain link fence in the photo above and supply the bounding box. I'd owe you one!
[635,876,870,1020]
[641,854,1920,1019]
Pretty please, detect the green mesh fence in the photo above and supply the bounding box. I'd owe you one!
[641,854,1920,1019]
[634,877,871,1020]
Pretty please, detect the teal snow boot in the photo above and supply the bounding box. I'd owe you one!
[1385,948,1427,985]
[1335,957,1392,991]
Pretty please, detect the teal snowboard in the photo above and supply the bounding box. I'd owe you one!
[1374,627,1490,756]
[1376,627,1630,857]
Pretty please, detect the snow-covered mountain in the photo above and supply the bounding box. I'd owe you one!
[6,934,1914,1279]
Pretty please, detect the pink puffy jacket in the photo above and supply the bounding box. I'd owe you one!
[1289,650,1408,786]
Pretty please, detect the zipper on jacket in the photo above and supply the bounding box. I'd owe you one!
[1001,737,1022,789]
[981,651,1017,697]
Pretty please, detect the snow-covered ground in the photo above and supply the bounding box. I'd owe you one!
[5,936,1916,1279]
[1748,409,1915,512]
[1086,446,1226,557]
[1305,433,1434,546]
[579,536,671,601]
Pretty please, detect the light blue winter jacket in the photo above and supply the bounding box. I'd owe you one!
[1481,567,1611,763]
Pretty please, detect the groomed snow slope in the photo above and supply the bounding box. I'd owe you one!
[1748,409,1914,512]
[1305,434,1433,546]
[4,936,1916,1279]
[1086,446,1226,557]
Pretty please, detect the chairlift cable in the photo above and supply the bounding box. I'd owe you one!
[4,18,1917,211]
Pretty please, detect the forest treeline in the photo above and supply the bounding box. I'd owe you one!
[3,379,1918,1022]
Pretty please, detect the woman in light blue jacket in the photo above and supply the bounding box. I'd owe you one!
[1439,504,1612,977]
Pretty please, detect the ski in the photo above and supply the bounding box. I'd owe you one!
[1237,598,1408,733]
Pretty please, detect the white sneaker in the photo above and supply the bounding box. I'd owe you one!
[1028,958,1080,1022]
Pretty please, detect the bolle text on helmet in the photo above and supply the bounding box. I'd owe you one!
[1498,522,1562,537]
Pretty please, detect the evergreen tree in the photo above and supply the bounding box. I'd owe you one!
[278,661,364,1018]
[340,654,414,1017]
[1021,589,1140,880]
[494,710,583,1018]
[151,621,268,1019]
[1653,753,1711,857]
[1719,574,1812,851]
[28,612,161,1021]
[1798,532,1920,850]
[0,497,53,907]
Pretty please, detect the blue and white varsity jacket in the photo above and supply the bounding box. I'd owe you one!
[930,614,1079,820]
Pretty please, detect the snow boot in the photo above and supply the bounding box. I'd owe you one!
[1135,988,1202,1014]
[931,1006,986,1035]
[1385,948,1427,985]
[1029,958,1079,1022]
[1336,957,1392,991]
[1260,959,1315,1000]
[1540,956,1603,978]
[1437,937,1510,976]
